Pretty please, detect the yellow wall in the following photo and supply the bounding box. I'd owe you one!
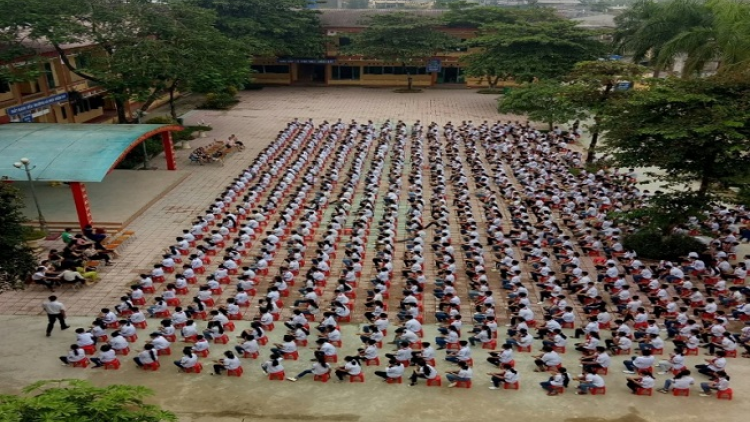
[360,74,432,87]
[253,73,291,85]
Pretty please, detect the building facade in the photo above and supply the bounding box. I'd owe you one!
[251,10,493,88]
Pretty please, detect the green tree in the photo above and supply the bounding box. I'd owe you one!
[342,12,457,90]
[600,74,750,193]
[442,5,558,28]
[192,0,325,57]
[0,0,248,123]
[0,380,177,422]
[498,80,586,130]
[564,60,646,163]
[614,0,750,77]
[464,19,605,86]
[0,184,37,289]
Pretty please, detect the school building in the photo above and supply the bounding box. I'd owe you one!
[251,10,491,88]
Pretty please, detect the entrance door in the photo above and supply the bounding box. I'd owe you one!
[438,67,462,84]
[297,64,327,84]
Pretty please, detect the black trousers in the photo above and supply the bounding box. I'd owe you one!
[47,313,68,335]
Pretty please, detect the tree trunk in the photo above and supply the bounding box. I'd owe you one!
[114,98,128,124]
[168,82,178,121]
[489,76,499,89]
[548,121,554,131]
[138,88,163,116]
[586,130,599,164]
[407,75,413,90]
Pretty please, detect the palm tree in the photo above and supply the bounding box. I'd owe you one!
[614,0,750,77]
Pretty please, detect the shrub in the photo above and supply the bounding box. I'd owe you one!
[145,116,175,125]
[198,92,239,110]
[622,231,707,261]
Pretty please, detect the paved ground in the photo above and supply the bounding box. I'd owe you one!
[1,87,747,421]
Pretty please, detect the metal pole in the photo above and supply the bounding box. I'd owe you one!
[24,163,47,232]
[137,111,149,170]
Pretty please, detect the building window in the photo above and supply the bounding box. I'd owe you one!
[0,77,10,94]
[61,106,67,120]
[251,65,290,74]
[73,95,103,116]
[44,62,56,88]
[331,65,360,80]
[364,66,427,75]
[338,37,352,47]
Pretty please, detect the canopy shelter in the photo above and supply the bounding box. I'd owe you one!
[0,123,182,229]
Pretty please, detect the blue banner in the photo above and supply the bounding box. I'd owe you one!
[427,59,442,73]
[7,93,69,116]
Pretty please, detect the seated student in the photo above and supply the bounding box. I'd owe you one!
[174,347,199,372]
[213,351,242,375]
[487,343,514,367]
[699,370,731,397]
[334,355,363,381]
[287,351,331,382]
[408,358,439,386]
[134,344,159,368]
[108,331,130,352]
[90,344,117,368]
[374,358,405,382]
[574,367,606,395]
[59,268,87,286]
[540,367,570,396]
[533,345,562,372]
[695,351,728,378]
[625,372,656,394]
[488,363,520,390]
[32,266,59,291]
[59,344,87,366]
[75,327,95,347]
[658,369,695,393]
[445,361,473,388]
[192,335,210,355]
[270,335,298,357]
[261,353,285,376]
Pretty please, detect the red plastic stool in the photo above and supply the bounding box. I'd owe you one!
[636,387,652,396]
[365,357,380,366]
[157,347,171,356]
[71,358,90,368]
[227,367,244,377]
[194,349,209,357]
[589,386,606,395]
[386,376,403,384]
[673,388,690,396]
[224,321,235,332]
[124,334,138,343]
[455,380,472,389]
[213,334,230,344]
[324,354,338,363]
[141,361,160,371]
[283,351,300,360]
[504,381,520,390]
[349,373,365,383]
[426,375,442,387]
[115,347,130,356]
[482,339,498,350]
[184,362,203,373]
[717,388,733,400]
[243,351,259,359]
[81,345,96,355]
[314,373,331,382]
[103,359,121,370]
[268,371,285,380]
[133,321,148,329]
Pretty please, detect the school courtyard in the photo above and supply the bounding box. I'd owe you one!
[0,87,747,422]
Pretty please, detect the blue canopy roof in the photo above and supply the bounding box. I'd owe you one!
[0,123,181,182]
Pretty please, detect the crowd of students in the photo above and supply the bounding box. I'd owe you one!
[56,118,749,398]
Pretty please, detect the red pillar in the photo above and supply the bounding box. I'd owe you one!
[161,131,177,170]
[69,182,93,230]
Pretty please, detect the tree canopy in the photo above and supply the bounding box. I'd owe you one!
[497,80,585,129]
[343,12,457,63]
[0,183,37,288]
[601,74,750,193]
[613,0,750,77]
[0,0,251,123]
[191,0,325,57]
[464,19,605,85]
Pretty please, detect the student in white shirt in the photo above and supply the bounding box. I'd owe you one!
[134,344,158,368]
[213,351,242,375]
[658,369,695,393]
[446,361,473,387]
[288,351,331,382]
[59,344,87,365]
[626,373,655,393]
[489,364,520,389]
[699,371,731,397]
[89,344,118,368]
[174,347,199,371]
[575,368,605,395]
[334,355,363,381]
[261,353,285,375]
[374,358,405,381]
[409,359,439,386]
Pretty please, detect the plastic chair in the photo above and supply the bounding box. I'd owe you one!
[636,387,652,396]
[589,386,606,395]
[349,373,365,383]
[213,334,230,344]
[103,359,121,370]
[71,358,90,368]
[672,388,690,396]
[141,361,160,371]
[268,371,285,380]
[283,351,299,360]
[717,388,733,400]
[314,373,331,382]
[365,357,380,366]
[454,380,472,389]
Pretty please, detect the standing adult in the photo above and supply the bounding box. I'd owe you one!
[43,295,69,337]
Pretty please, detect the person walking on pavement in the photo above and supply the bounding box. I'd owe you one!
[43,295,69,337]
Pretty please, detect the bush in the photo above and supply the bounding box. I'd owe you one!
[198,92,239,110]
[622,231,707,261]
[476,88,504,94]
[145,116,175,125]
